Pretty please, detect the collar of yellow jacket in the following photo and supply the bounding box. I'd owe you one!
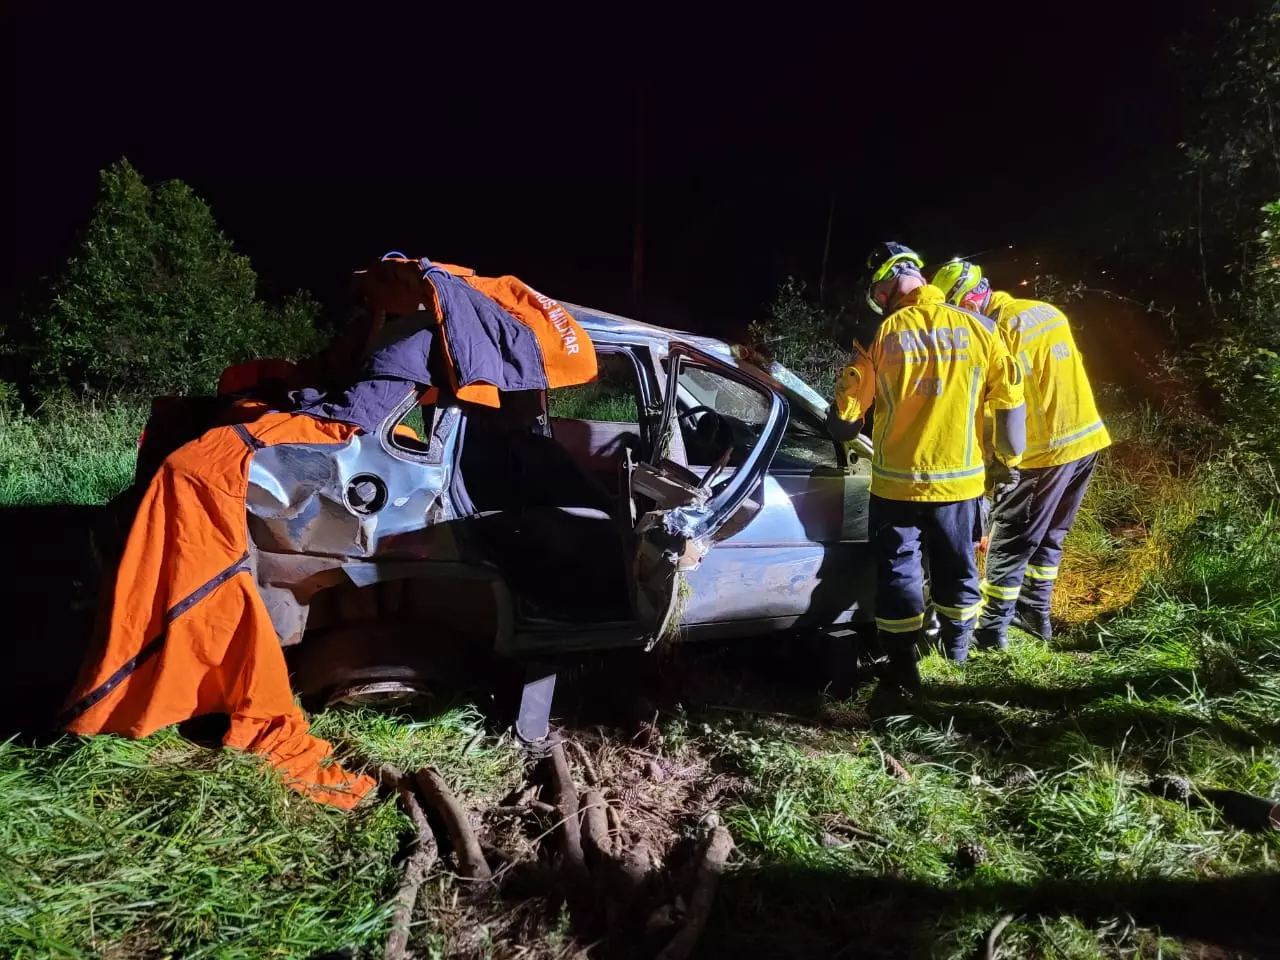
[986,290,1018,318]
[894,284,946,309]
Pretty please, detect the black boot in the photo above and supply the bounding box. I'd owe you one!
[972,623,1008,652]
[878,629,922,693]
[1012,602,1052,642]
[940,621,974,665]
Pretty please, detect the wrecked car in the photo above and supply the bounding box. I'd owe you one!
[69,256,875,804]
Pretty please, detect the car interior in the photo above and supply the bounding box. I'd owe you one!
[386,344,784,627]
[447,379,639,624]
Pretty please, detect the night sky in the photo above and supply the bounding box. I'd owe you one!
[0,3,1231,337]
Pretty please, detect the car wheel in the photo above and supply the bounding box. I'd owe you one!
[287,621,483,711]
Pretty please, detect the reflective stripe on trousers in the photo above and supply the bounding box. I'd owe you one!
[978,452,1099,633]
[871,493,982,662]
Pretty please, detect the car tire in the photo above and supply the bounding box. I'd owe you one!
[286,621,486,711]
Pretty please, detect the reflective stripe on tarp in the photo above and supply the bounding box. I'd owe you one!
[57,553,251,726]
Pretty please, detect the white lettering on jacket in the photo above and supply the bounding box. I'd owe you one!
[532,291,581,355]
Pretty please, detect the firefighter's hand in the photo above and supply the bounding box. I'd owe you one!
[990,461,1020,506]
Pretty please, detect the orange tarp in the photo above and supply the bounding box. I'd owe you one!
[61,412,375,809]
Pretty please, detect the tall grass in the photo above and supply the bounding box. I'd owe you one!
[710,406,1280,958]
[0,731,402,959]
[1050,402,1200,624]
[0,400,143,506]
[0,709,524,958]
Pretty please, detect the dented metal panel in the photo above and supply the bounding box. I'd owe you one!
[681,545,874,626]
[245,406,462,560]
[681,471,875,627]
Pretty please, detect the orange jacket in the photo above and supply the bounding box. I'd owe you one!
[352,258,597,408]
[60,411,375,810]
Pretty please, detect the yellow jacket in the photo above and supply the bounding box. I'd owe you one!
[985,291,1110,469]
[834,285,1024,502]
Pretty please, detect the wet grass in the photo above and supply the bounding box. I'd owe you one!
[694,415,1280,958]
[0,710,524,958]
[3,398,1279,957]
[0,400,144,506]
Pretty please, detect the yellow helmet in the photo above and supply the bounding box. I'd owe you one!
[932,259,985,305]
[865,242,925,315]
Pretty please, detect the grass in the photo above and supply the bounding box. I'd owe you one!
[0,400,144,505]
[546,382,638,422]
[0,710,523,958]
[695,406,1280,958]
[5,396,1280,957]
[0,731,400,959]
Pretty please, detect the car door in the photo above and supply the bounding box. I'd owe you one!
[629,343,789,644]
[680,393,875,634]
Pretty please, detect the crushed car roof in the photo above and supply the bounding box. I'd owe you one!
[561,301,830,416]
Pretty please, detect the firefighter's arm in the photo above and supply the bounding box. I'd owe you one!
[986,339,1026,464]
[826,346,875,441]
[981,408,997,462]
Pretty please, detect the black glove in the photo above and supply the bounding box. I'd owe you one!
[989,461,1020,506]
[826,407,863,442]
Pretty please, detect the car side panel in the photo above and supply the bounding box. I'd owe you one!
[681,470,873,628]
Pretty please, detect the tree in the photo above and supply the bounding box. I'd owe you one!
[1179,4,1280,310]
[30,159,321,399]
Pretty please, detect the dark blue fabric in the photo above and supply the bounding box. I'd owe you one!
[290,316,434,433]
[871,494,982,662]
[288,270,553,433]
[979,451,1099,634]
[364,324,436,383]
[427,267,549,393]
[291,379,419,435]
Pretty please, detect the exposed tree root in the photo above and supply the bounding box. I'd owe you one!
[581,789,610,866]
[983,912,1016,960]
[655,826,734,960]
[543,740,588,885]
[415,766,492,882]
[494,800,557,817]
[379,765,438,960]
[565,738,600,786]
[397,731,734,958]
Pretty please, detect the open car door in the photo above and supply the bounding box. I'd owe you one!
[631,343,789,646]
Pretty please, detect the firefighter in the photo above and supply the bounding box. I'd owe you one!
[932,259,1110,646]
[828,243,1026,688]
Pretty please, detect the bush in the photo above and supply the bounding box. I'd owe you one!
[1198,199,1280,460]
[746,277,850,399]
[28,159,321,400]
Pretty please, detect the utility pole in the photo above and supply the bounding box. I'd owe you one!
[631,86,646,314]
[818,193,835,306]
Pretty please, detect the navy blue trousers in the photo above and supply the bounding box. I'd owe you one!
[979,452,1099,633]
[870,494,982,662]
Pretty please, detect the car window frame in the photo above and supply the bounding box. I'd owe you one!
[653,343,788,540]
[547,344,653,452]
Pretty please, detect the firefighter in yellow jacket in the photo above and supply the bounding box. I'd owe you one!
[932,259,1110,647]
[828,243,1026,689]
